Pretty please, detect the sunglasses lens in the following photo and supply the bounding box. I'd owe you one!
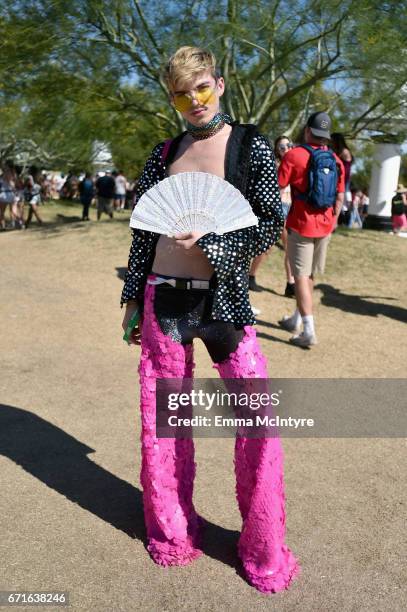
[173,86,215,112]
[195,86,214,106]
[173,94,192,112]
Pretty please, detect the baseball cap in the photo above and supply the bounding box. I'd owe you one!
[306,111,332,139]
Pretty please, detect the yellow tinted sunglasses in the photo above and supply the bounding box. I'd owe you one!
[172,85,216,112]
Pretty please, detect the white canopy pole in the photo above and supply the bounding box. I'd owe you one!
[366,142,401,230]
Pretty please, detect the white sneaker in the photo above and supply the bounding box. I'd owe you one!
[278,314,301,333]
[251,306,262,316]
[289,331,318,347]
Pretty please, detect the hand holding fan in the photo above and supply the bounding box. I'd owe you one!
[129,172,258,235]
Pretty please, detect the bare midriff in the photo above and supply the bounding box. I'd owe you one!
[152,125,232,279]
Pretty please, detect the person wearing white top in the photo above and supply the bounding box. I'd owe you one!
[114,171,127,210]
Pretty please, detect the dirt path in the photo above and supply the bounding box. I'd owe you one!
[1,204,406,611]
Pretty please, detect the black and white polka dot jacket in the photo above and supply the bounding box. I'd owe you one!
[121,123,284,326]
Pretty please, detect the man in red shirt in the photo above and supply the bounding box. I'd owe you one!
[278,112,345,347]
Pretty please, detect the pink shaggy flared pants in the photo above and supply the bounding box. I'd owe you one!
[137,282,300,594]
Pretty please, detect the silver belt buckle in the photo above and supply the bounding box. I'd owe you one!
[147,276,175,286]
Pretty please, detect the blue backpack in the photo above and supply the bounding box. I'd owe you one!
[297,144,338,209]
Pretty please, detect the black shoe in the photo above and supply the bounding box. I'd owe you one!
[249,276,263,292]
[284,282,295,298]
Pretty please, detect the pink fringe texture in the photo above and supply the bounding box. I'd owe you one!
[138,279,300,593]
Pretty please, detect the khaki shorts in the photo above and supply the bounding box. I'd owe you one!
[287,229,331,277]
[97,196,113,214]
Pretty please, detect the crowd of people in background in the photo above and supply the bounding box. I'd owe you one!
[0,164,46,230]
[0,164,139,229]
[61,170,138,220]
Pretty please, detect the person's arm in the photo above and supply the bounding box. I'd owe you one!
[120,228,158,306]
[120,144,166,343]
[334,192,344,217]
[245,134,285,257]
[195,134,284,282]
[277,152,293,190]
[278,153,294,204]
[121,298,141,345]
[110,176,117,197]
[334,157,346,216]
[120,143,165,308]
[340,148,353,163]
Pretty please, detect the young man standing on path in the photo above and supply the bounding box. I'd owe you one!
[277,112,345,347]
[121,46,299,595]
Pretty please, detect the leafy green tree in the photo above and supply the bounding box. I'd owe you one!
[0,0,406,173]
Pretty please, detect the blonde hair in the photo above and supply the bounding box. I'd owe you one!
[163,46,218,90]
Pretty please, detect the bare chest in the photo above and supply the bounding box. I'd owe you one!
[168,128,231,179]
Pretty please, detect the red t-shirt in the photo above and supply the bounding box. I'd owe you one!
[278,145,345,237]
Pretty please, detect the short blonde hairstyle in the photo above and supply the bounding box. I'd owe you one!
[163,46,218,91]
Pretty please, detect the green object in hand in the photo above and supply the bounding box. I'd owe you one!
[123,309,140,344]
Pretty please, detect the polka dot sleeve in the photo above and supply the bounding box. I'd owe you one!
[195,228,254,283]
[120,143,165,306]
[245,134,284,257]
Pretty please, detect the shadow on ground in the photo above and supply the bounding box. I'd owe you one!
[254,319,294,346]
[1,207,133,237]
[315,283,407,324]
[17,215,91,236]
[251,286,281,296]
[0,405,241,571]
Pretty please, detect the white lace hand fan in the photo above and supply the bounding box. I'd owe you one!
[129,172,258,235]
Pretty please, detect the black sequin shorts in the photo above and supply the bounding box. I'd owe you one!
[149,275,245,363]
